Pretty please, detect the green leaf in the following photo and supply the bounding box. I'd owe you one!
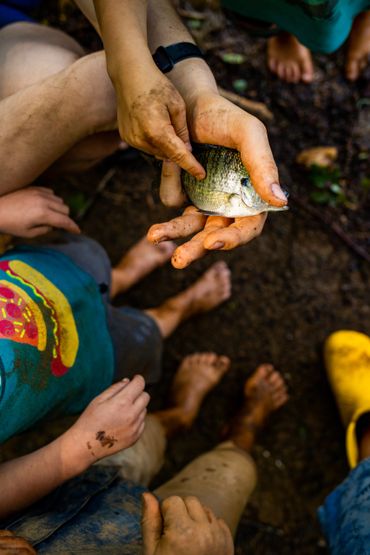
[66,192,88,217]
[221,52,246,65]
[187,19,202,30]
[329,183,342,194]
[232,78,248,93]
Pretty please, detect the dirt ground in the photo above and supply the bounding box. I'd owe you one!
[5,2,370,553]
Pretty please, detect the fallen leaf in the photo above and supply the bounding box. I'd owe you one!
[220,52,246,65]
[232,78,248,94]
[296,146,338,168]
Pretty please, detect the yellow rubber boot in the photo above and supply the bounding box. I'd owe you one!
[324,330,370,468]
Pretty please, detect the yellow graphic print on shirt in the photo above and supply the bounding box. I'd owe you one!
[0,259,79,376]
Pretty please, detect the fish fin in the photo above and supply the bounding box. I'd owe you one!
[195,208,226,217]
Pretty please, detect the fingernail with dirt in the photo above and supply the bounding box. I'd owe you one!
[271,183,287,203]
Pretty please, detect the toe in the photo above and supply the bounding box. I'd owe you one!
[215,355,231,373]
[345,58,360,80]
[285,64,295,83]
[277,62,286,80]
[256,363,275,378]
[268,56,278,73]
[269,372,285,388]
[290,63,300,83]
[300,54,314,83]
[201,352,219,365]
[213,260,229,273]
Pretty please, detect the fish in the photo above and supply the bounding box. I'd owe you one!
[181,144,288,218]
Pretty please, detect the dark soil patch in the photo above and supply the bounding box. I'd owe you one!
[5,2,370,553]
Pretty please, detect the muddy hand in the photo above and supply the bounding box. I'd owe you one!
[159,91,287,208]
[142,493,234,555]
[63,375,150,473]
[148,206,267,269]
[115,66,205,182]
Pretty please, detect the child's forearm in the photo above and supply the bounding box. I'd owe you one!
[0,432,90,519]
[147,0,218,103]
[91,0,152,86]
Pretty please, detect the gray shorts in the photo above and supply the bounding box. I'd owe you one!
[43,233,162,384]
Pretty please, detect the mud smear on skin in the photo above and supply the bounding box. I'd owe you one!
[96,431,118,449]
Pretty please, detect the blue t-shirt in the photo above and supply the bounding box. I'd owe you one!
[0,0,41,28]
[0,246,114,444]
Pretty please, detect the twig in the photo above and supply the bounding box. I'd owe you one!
[76,167,116,221]
[218,87,274,122]
[289,192,370,263]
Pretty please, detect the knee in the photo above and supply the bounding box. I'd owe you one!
[0,22,84,97]
[213,444,258,492]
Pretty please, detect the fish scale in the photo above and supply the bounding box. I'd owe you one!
[182,144,288,218]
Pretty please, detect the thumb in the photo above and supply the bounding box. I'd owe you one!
[238,118,287,207]
[142,493,163,555]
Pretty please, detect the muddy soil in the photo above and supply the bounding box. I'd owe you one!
[5,2,370,553]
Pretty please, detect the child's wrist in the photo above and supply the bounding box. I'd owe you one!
[58,429,95,480]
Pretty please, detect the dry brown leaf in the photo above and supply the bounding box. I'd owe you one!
[296,146,338,168]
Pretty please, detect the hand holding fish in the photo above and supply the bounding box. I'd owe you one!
[115,66,206,181]
[159,91,288,209]
[148,206,267,269]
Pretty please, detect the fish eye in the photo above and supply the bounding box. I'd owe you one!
[240,178,248,187]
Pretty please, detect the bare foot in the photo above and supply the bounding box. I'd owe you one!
[345,11,370,80]
[228,364,288,451]
[267,32,314,83]
[154,353,230,435]
[146,261,231,337]
[111,237,176,297]
[178,261,232,317]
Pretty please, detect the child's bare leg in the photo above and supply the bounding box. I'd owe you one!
[0,22,117,193]
[267,32,314,83]
[145,261,231,338]
[154,353,230,435]
[346,11,370,80]
[110,237,176,298]
[154,364,288,536]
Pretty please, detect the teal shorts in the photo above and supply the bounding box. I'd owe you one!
[222,0,370,53]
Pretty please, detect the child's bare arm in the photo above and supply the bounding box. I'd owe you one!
[74,0,205,180]
[0,376,149,519]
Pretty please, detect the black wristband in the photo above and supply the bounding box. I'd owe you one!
[152,42,204,73]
